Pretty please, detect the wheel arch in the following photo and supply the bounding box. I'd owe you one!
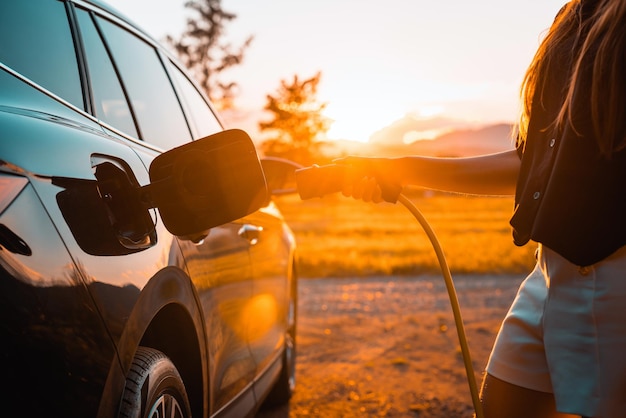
[97,266,209,418]
[140,302,204,418]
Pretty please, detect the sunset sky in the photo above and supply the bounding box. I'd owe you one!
[105,0,566,143]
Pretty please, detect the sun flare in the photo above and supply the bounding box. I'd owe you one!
[324,101,410,143]
[324,101,450,144]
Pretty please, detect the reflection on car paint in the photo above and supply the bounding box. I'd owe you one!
[0,184,116,417]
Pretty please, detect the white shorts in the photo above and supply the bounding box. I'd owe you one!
[486,244,626,417]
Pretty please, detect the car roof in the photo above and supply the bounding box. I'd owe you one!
[76,0,161,45]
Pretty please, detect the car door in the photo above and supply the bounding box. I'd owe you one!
[244,205,294,377]
[161,36,296,401]
[75,7,258,414]
[163,39,297,406]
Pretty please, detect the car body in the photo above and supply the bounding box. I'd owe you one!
[0,1,297,417]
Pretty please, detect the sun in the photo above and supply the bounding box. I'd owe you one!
[326,119,371,143]
[324,101,408,143]
[323,100,451,144]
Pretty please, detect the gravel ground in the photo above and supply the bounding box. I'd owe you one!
[257,274,525,418]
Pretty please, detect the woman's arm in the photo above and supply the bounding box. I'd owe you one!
[338,149,520,201]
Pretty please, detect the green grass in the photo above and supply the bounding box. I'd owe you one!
[273,189,536,278]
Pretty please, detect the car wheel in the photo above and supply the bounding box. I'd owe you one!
[264,292,297,407]
[119,347,192,418]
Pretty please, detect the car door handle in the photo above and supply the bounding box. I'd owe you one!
[238,224,263,245]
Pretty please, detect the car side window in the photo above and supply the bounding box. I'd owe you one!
[75,8,138,138]
[0,0,83,109]
[95,17,192,150]
[167,61,223,139]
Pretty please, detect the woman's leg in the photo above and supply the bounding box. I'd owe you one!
[480,373,579,418]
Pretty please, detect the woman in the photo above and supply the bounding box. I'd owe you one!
[339,1,626,416]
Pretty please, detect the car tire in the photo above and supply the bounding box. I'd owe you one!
[119,347,192,418]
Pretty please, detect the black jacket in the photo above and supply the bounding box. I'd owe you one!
[510,0,626,267]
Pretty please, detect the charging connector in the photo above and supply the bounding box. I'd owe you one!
[295,164,347,200]
[295,164,402,203]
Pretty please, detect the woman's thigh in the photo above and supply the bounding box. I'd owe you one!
[480,373,579,418]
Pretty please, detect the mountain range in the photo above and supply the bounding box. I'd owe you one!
[325,123,516,158]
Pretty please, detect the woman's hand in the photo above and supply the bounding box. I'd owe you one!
[334,156,397,203]
[341,175,383,203]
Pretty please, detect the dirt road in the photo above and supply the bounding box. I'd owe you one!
[258,274,525,418]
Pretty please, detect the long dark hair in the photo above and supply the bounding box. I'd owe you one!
[519,0,626,156]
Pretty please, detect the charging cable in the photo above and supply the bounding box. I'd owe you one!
[397,193,484,418]
[295,164,485,418]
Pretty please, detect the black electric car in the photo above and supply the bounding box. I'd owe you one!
[0,1,297,417]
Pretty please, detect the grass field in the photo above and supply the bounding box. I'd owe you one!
[273,189,537,278]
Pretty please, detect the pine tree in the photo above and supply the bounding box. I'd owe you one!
[166,0,252,109]
[260,72,331,165]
